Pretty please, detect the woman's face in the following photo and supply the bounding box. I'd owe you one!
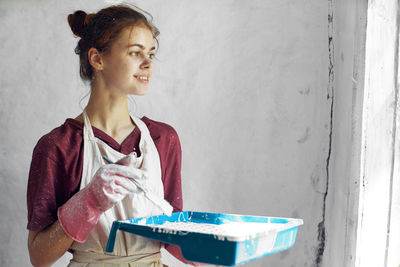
[100,25,155,96]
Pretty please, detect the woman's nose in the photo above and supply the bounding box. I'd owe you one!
[140,57,152,69]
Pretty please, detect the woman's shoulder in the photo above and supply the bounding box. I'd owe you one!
[141,116,180,143]
[33,119,83,159]
[141,116,178,134]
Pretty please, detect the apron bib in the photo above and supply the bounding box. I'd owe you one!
[68,110,172,267]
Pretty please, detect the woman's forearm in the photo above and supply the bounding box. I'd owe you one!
[28,220,74,267]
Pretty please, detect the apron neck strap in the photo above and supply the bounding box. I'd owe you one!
[131,115,148,135]
[82,110,96,140]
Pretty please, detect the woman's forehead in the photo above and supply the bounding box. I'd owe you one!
[117,26,154,50]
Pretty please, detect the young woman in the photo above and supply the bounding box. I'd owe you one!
[26,4,200,267]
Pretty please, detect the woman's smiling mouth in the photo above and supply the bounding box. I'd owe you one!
[134,75,149,83]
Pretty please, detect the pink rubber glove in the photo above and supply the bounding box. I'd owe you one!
[58,155,144,243]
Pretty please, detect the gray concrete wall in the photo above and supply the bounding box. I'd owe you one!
[0,0,346,266]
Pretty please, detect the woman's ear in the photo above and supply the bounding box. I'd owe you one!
[88,47,103,71]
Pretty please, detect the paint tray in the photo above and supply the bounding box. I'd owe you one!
[105,211,303,266]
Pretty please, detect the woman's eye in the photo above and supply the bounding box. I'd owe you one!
[129,51,155,60]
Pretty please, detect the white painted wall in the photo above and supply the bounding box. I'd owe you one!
[325,0,400,267]
[324,0,368,266]
[0,0,366,266]
[354,0,400,266]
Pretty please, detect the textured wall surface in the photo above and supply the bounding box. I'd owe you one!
[353,0,400,266]
[0,0,335,266]
[324,0,367,266]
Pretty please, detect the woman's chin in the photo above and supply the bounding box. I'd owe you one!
[133,90,147,96]
[128,88,148,96]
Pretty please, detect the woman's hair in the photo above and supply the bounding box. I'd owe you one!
[68,4,159,82]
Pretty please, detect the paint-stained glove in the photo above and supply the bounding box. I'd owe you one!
[117,153,173,216]
[57,153,144,243]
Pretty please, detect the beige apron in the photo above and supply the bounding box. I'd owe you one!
[68,110,172,267]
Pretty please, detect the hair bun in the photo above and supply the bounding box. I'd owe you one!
[68,10,89,38]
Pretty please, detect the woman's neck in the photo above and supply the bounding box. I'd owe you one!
[84,84,134,136]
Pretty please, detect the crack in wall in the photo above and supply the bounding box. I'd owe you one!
[315,0,335,266]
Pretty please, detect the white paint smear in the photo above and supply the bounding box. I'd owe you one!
[148,221,283,241]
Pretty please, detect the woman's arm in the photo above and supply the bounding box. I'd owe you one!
[28,155,145,266]
[27,221,73,267]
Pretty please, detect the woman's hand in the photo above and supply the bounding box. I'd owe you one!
[58,154,144,243]
[87,161,144,211]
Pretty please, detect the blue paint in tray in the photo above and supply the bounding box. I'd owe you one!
[105,211,303,266]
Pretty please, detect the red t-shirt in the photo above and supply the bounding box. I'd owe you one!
[26,116,183,231]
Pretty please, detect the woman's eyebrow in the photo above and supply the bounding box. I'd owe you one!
[128,44,155,51]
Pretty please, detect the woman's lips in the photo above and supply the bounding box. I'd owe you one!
[134,75,149,84]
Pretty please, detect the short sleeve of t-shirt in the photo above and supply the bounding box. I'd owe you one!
[27,136,67,230]
[160,128,183,212]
